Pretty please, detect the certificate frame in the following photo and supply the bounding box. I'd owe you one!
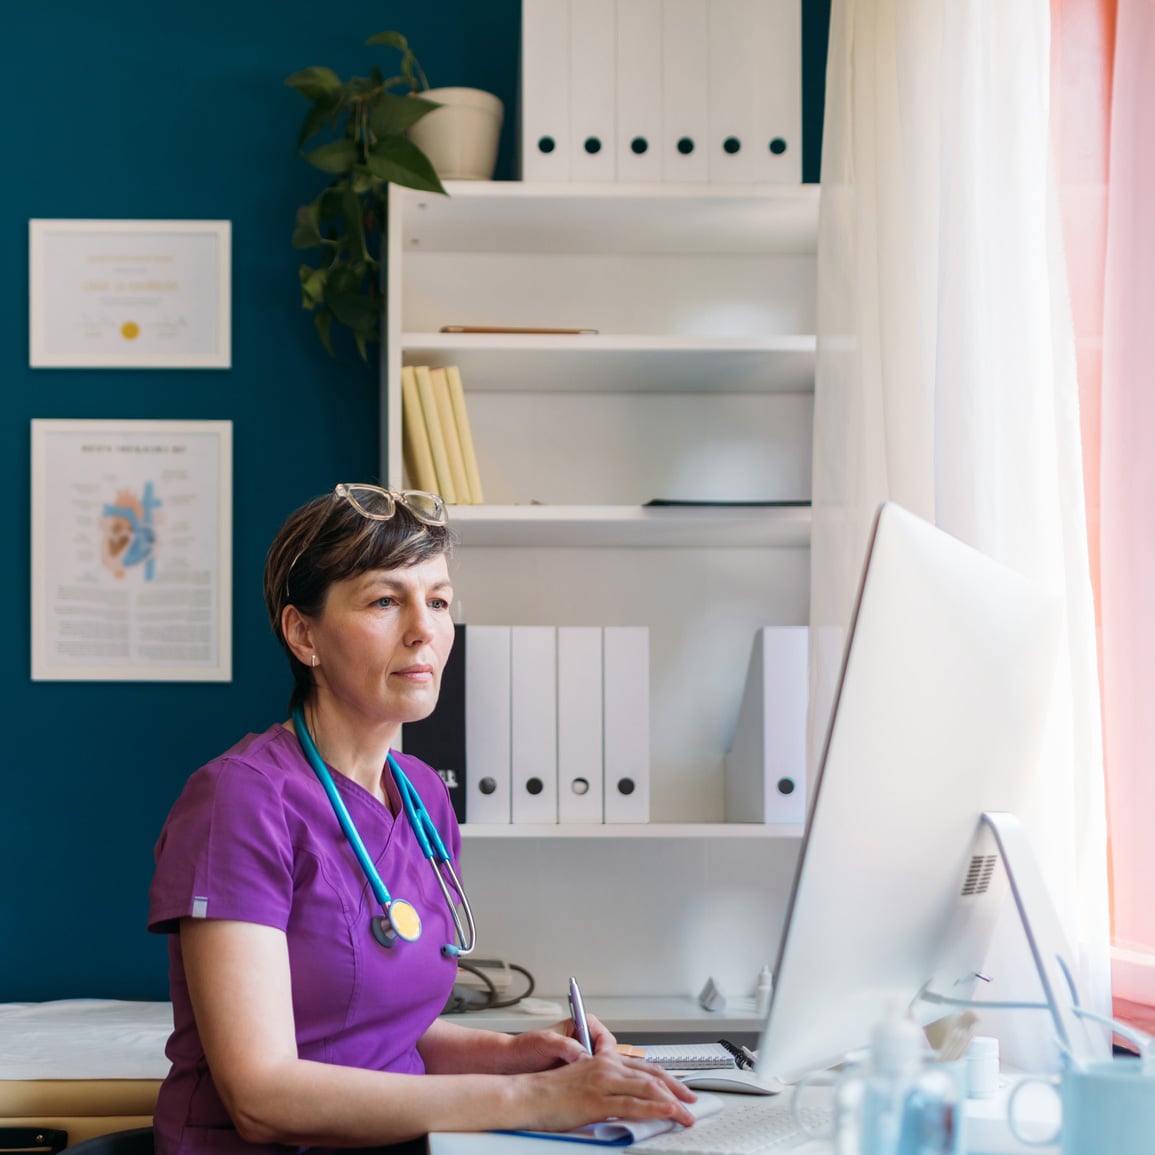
[31,419,233,682]
[29,219,232,368]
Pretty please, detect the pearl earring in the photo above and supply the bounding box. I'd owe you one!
[311,654,319,668]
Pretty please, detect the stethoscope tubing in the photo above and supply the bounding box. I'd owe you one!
[294,708,393,907]
[291,707,476,956]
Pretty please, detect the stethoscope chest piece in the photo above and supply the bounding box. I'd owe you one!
[372,899,423,947]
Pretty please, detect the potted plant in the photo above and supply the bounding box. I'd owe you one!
[287,31,446,360]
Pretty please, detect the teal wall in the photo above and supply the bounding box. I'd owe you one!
[2,1,827,1000]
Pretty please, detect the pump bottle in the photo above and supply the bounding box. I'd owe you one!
[853,1005,961,1155]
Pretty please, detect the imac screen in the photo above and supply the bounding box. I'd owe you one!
[755,502,1062,1082]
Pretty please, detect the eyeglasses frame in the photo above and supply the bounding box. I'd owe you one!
[283,484,448,604]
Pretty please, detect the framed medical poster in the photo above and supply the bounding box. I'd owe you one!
[31,419,233,681]
[28,219,231,368]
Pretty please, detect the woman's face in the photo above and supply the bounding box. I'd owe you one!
[300,554,455,728]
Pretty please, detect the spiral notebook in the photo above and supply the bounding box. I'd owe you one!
[639,1042,740,1070]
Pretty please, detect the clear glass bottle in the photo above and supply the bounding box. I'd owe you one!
[854,1007,962,1155]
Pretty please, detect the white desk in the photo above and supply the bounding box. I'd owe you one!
[428,1080,1060,1155]
[428,1130,830,1154]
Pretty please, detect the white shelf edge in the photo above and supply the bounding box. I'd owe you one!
[397,181,820,257]
[398,337,816,395]
[446,504,811,549]
[401,333,817,354]
[443,994,766,1035]
[460,822,804,839]
[436,179,820,200]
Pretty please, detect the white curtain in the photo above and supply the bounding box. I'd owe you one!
[809,0,1111,1070]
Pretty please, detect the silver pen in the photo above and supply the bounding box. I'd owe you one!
[568,975,593,1054]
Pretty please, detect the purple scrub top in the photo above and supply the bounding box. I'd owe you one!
[148,724,462,1155]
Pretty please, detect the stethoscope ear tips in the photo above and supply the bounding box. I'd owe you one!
[441,944,461,958]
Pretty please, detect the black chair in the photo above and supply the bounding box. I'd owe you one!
[59,1130,153,1155]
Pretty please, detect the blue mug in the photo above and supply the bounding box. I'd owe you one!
[1007,1013,1155,1155]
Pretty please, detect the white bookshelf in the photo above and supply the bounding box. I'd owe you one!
[384,181,816,1006]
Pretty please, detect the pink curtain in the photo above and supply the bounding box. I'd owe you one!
[1099,0,1155,1013]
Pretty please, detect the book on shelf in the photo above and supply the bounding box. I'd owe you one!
[401,364,486,505]
[400,366,438,493]
[445,365,484,504]
[412,365,458,504]
[430,367,473,503]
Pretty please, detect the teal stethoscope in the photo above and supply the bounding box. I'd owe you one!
[292,707,476,958]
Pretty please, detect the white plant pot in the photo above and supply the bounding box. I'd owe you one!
[408,87,504,182]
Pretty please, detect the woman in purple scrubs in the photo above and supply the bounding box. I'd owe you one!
[148,485,694,1155]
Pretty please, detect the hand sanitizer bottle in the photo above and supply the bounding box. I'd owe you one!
[849,1002,961,1155]
[857,1004,926,1155]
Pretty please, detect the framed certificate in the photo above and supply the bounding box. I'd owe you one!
[31,419,233,681]
[29,219,231,368]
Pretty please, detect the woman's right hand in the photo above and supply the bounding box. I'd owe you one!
[516,1052,698,1132]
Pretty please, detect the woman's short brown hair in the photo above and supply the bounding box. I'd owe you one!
[263,487,454,712]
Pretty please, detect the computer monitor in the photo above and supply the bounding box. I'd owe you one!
[755,502,1064,1082]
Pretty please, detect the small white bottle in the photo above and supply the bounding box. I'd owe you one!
[754,965,774,1017]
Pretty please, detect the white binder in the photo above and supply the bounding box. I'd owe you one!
[615,0,664,183]
[569,0,618,181]
[660,0,709,182]
[557,627,605,823]
[707,0,760,183]
[752,0,802,183]
[511,626,559,823]
[724,626,808,823]
[603,626,650,823]
[465,626,512,824]
[521,0,571,180]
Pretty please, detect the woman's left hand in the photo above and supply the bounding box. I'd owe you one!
[508,1012,619,1071]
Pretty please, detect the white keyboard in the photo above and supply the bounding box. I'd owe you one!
[631,1098,831,1154]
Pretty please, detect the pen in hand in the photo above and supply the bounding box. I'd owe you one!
[568,975,593,1054]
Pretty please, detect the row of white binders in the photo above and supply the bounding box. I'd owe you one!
[401,625,650,824]
[521,0,802,184]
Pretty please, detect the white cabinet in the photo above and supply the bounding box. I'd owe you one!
[383,181,816,1003]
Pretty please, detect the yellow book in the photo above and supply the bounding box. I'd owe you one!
[400,366,438,493]
[430,367,472,503]
[413,365,457,504]
[445,365,485,505]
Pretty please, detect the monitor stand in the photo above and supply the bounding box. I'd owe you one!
[922,811,1108,1065]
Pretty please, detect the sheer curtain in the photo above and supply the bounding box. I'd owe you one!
[809,0,1111,1068]
[1100,0,1155,1012]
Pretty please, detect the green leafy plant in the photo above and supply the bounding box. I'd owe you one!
[287,32,447,360]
